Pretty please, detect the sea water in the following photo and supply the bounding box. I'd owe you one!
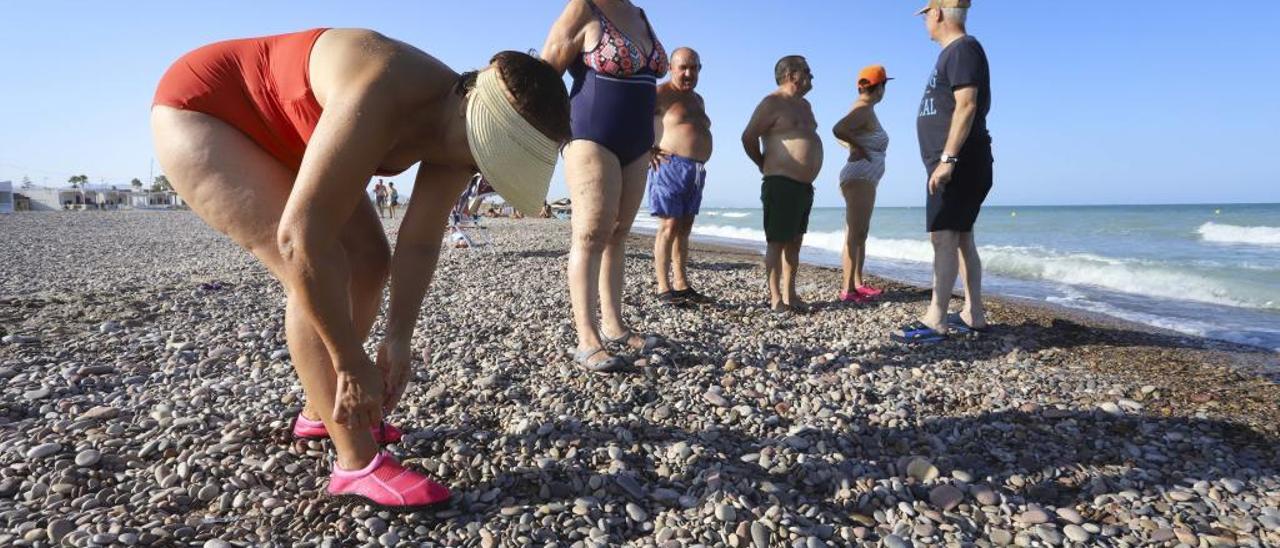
[635,203,1280,352]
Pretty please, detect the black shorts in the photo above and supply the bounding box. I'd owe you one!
[761,175,814,243]
[925,155,992,232]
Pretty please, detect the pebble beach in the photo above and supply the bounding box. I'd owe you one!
[2,210,1278,547]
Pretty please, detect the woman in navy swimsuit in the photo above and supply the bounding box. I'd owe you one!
[543,0,669,372]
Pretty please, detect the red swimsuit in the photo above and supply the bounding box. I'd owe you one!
[153,29,330,173]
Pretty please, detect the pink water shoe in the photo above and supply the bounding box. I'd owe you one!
[327,451,451,509]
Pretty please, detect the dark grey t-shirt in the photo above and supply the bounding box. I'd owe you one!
[916,35,991,167]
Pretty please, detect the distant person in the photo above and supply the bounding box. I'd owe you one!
[650,47,713,306]
[742,55,823,312]
[151,28,570,507]
[833,65,892,303]
[539,201,556,218]
[542,0,672,372]
[372,179,388,218]
[387,182,400,219]
[897,0,994,343]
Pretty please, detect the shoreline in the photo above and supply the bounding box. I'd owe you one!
[623,223,1280,429]
[632,222,1280,357]
[1,211,1277,546]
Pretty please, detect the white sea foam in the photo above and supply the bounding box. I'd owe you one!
[1198,222,1280,246]
[690,223,1280,311]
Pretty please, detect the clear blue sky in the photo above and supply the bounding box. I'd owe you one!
[1,1,1276,207]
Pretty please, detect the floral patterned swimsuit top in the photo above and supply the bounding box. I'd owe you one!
[569,0,670,164]
[580,0,668,78]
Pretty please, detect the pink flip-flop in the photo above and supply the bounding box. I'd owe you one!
[327,451,451,510]
[293,413,404,444]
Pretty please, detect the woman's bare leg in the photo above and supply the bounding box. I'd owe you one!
[152,106,378,470]
[846,180,877,288]
[599,155,652,344]
[564,141,623,358]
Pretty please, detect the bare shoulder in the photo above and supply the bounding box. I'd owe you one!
[757,93,783,111]
[312,29,454,103]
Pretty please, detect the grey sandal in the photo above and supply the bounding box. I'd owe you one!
[574,347,630,373]
[604,330,669,354]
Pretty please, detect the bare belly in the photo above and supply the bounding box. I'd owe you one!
[659,123,713,163]
[763,132,823,183]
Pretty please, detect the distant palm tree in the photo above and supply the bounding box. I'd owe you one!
[67,174,89,189]
[151,175,172,192]
[130,178,143,191]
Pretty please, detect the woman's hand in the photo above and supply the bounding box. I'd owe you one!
[848,145,868,163]
[332,355,384,429]
[377,339,416,413]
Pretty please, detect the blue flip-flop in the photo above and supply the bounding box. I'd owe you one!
[946,312,991,333]
[891,321,948,344]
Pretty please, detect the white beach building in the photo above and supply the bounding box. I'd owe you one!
[0,181,13,214]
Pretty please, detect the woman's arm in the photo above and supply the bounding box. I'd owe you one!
[833,105,870,160]
[378,164,472,411]
[541,0,591,74]
[276,67,400,426]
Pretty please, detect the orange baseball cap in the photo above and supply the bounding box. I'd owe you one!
[857,65,892,89]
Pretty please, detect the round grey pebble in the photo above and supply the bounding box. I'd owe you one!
[46,520,74,543]
[990,529,1013,545]
[883,534,908,548]
[626,502,648,522]
[715,503,736,522]
[74,449,101,467]
[1064,524,1090,543]
[26,442,61,459]
[378,531,399,546]
[203,540,232,548]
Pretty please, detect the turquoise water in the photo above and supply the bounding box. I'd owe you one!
[634,203,1280,351]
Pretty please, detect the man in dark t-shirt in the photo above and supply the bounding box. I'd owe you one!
[896,0,994,343]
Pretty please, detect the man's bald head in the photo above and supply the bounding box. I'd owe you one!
[669,47,702,91]
[672,47,701,66]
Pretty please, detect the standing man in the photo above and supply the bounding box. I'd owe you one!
[899,0,994,342]
[650,47,713,305]
[372,179,388,219]
[387,182,400,219]
[742,55,823,312]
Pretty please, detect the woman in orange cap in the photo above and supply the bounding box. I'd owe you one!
[833,64,892,303]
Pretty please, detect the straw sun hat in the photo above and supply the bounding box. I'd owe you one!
[465,69,559,216]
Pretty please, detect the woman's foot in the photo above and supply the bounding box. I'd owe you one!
[327,451,451,510]
[293,413,404,444]
[856,285,883,298]
[573,347,631,373]
[839,290,869,303]
[602,329,664,354]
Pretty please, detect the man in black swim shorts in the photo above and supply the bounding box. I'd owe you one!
[742,56,824,312]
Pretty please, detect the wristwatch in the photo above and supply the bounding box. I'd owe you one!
[940,154,960,164]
